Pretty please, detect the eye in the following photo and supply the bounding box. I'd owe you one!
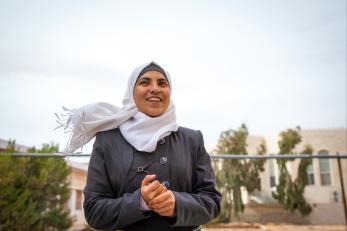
[158,79,169,87]
[137,79,150,86]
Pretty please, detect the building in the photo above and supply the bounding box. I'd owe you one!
[246,128,347,224]
[66,161,88,230]
[0,138,30,152]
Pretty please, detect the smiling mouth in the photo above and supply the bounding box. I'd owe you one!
[146,97,162,102]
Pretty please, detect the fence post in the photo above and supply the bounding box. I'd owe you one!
[337,152,347,230]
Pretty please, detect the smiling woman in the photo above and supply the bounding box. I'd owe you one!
[134,68,171,117]
[57,61,221,231]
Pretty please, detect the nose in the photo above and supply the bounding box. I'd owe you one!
[150,82,160,93]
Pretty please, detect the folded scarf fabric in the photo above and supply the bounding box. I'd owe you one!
[55,61,178,153]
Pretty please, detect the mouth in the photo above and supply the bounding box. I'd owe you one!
[146,96,163,102]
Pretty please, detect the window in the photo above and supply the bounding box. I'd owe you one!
[332,191,339,203]
[306,163,315,185]
[75,190,83,210]
[269,159,276,187]
[257,178,262,191]
[318,150,331,186]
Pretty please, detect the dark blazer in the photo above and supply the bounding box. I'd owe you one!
[83,127,221,231]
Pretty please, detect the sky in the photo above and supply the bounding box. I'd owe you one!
[0,0,346,155]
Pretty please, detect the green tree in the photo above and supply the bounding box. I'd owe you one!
[272,127,313,216]
[213,124,266,222]
[0,140,72,231]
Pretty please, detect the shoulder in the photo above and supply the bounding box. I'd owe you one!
[177,126,201,136]
[175,126,204,145]
[96,128,119,138]
[94,128,124,146]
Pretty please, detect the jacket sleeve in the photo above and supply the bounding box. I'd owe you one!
[83,134,150,231]
[172,131,221,226]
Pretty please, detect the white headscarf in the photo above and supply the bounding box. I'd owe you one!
[55,61,178,153]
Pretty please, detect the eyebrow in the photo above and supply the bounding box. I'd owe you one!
[137,77,150,81]
[137,77,168,82]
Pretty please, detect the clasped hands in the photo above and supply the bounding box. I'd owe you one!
[140,174,176,217]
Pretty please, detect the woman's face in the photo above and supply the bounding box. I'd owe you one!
[133,70,171,117]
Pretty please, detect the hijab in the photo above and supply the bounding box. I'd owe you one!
[56,61,178,153]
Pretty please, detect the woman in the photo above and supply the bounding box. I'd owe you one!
[58,62,221,230]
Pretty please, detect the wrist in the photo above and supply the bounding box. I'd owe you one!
[140,194,151,211]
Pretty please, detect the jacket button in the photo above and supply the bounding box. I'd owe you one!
[160,156,168,165]
[162,180,170,189]
[159,138,166,144]
[137,166,144,172]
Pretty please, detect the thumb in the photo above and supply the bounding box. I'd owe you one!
[141,174,156,186]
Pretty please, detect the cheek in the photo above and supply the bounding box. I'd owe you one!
[164,90,171,102]
[133,88,144,105]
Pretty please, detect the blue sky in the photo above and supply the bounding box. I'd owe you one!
[0,0,346,153]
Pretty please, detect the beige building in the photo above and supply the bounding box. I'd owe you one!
[67,161,88,230]
[0,138,30,152]
[246,128,347,224]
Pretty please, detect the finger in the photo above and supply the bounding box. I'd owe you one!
[146,180,162,194]
[153,204,170,213]
[149,190,170,205]
[141,174,156,186]
[153,191,175,216]
[152,184,167,197]
[149,183,167,200]
[141,176,158,204]
[151,191,173,209]
[151,198,171,210]
[154,206,173,216]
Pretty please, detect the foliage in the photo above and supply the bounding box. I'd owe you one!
[212,124,266,222]
[272,127,313,216]
[0,140,72,231]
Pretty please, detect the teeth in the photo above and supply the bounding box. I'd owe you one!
[147,97,161,102]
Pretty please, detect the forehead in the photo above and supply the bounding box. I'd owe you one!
[137,71,167,80]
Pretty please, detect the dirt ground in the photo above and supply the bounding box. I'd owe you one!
[265,225,346,231]
[203,224,347,231]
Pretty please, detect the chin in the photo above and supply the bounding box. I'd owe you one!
[146,110,164,117]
